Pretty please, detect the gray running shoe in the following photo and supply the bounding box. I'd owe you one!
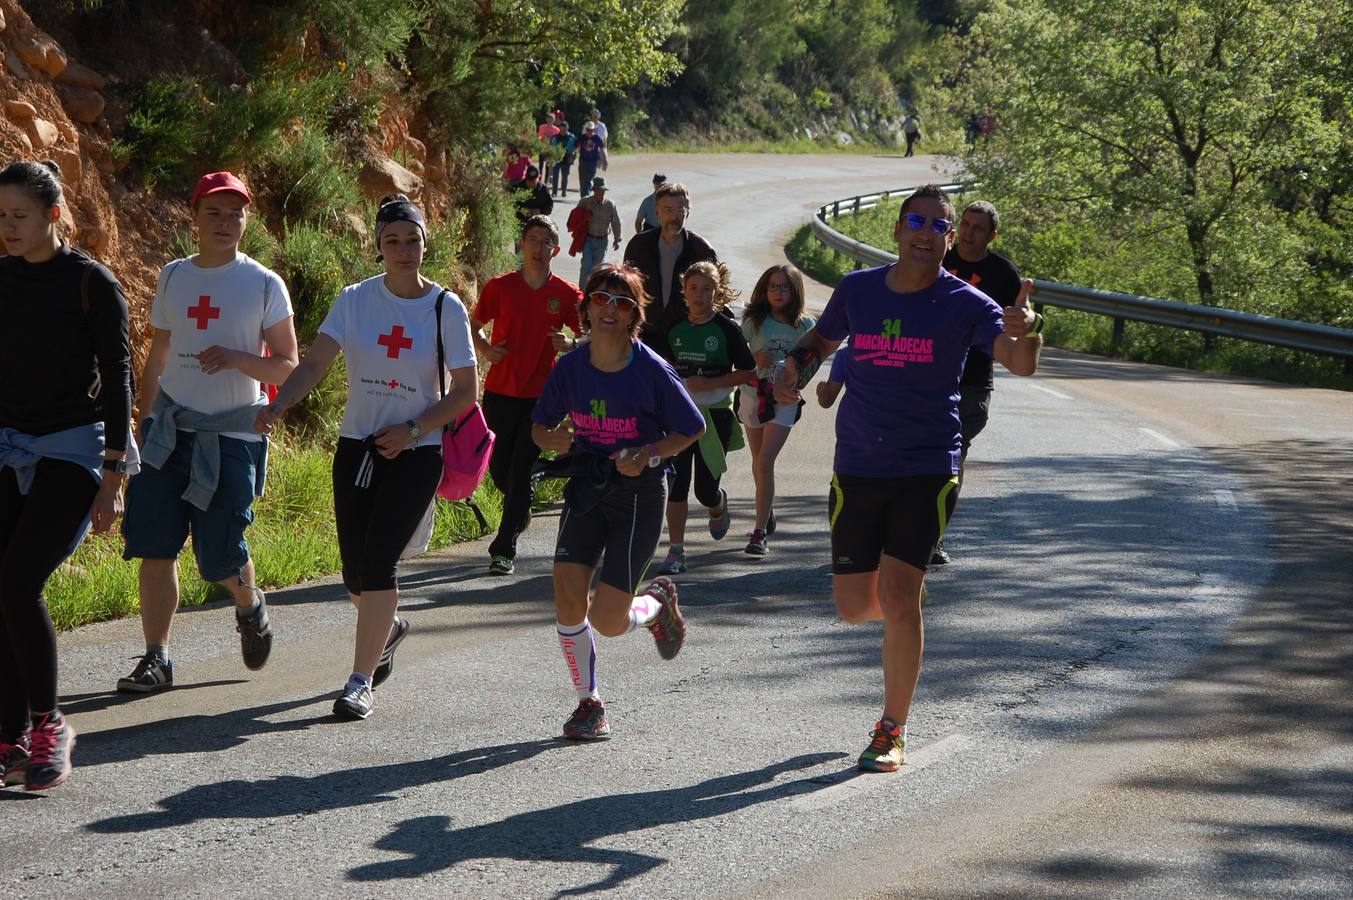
[643,577,686,660]
[562,698,611,740]
[116,653,174,693]
[372,616,410,688]
[25,713,75,792]
[333,680,373,720]
[655,549,688,575]
[236,590,273,671]
[1,733,31,787]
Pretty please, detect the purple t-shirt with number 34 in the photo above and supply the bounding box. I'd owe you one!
[816,266,1004,478]
[532,339,705,478]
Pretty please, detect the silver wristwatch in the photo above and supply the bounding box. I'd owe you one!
[406,419,423,443]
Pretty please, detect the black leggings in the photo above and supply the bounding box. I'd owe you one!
[667,408,733,507]
[332,438,442,595]
[483,391,541,560]
[0,459,98,738]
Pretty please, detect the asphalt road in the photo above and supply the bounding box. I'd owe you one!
[7,153,1350,899]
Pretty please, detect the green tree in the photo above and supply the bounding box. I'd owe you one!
[961,0,1346,317]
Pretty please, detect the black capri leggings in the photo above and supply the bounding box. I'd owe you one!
[332,437,442,595]
[667,408,733,507]
[0,458,98,738]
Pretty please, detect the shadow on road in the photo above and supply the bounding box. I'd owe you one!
[85,738,567,834]
[74,692,333,767]
[879,438,1353,897]
[59,680,247,716]
[347,751,846,895]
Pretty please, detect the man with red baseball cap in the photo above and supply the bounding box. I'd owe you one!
[117,171,298,693]
[189,171,254,208]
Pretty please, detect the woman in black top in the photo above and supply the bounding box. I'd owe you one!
[0,160,133,791]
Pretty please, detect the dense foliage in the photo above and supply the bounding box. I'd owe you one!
[952,0,1352,358]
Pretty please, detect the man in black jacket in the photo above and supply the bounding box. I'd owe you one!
[622,182,718,360]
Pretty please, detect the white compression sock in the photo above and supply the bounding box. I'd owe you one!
[626,591,661,633]
[557,620,599,699]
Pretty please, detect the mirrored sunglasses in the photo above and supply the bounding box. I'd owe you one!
[903,213,952,235]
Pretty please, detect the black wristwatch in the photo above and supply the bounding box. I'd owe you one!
[102,459,128,475]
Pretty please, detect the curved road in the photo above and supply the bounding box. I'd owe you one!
[9,154,1351,899]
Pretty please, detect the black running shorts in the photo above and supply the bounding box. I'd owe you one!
[554,476,666,593]
[827,472,960,574]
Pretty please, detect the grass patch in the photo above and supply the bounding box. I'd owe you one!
[47,437,567,632]
[785,221,853,286]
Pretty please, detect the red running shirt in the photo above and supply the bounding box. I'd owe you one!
[474,271,583,398]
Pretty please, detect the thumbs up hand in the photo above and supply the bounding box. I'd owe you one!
[1002,278,1036,337]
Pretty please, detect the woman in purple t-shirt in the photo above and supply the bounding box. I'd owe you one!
[532,263,705,741]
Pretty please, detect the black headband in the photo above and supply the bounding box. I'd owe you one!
[374,200,427,259]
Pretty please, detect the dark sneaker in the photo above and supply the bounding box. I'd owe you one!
[644,577,686,660]
[857,720,906,773]
[1,733,31,787]
[562,697,611,741]
[333,680,373,720]
[929,541,951,566]
[655,548,688,575]
[488,555,515,575]
[765,512,777,537]
[25,712,75,792]
[745,529,767,556]
[708,490,731,540]
[372,616,410,688]
[116,653,174,693]
[236,590,273,671]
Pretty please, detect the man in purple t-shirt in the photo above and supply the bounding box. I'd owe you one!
[775,184,1044,773]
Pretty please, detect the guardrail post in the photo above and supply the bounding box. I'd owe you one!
[832,201,840,220]
[1112,317,1125,351]
[852,197,860,215]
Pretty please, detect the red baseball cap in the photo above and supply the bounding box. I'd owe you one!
[191,171,253,208]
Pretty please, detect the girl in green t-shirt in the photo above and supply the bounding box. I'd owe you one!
[656,262,757,575]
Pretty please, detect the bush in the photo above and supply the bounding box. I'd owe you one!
[111,78,203,187]
[257,126,362,228]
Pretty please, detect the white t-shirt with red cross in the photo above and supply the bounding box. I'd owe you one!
[150,253,293,441]
[319,275,476,447]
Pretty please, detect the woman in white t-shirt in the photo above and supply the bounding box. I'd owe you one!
[257,195,478,720]
[737,264,815,557]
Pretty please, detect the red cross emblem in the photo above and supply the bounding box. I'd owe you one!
[187,295,220,330]
[377,325,414,359]
[388,379,400,389]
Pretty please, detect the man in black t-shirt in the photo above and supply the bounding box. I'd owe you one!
[938,200,1023,565]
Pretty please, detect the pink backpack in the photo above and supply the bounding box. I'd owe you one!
[435,291,495,505]
[438,404,493,501]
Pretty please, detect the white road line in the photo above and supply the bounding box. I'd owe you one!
[1026,383,1074,400]
[787,733,974,811]
[1215,489,1238,511]
[1139,427,1182,449]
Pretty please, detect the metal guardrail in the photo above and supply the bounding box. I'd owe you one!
[812,189,1353,362]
